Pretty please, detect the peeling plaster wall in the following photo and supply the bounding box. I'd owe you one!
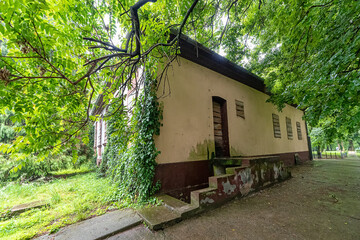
[155,57,309,164]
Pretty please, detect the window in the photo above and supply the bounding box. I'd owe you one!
[235,100,245,119]
[286,117,293,140]
[296,121,302,140]
[94,122,97,148]
[104,121,107,144]
[272,114,281,138]
[98,119,102,145]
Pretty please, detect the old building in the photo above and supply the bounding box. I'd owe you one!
[93,35,311,201]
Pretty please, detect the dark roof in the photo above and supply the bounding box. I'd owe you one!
[177,34,267,94]
[91,34,271,116]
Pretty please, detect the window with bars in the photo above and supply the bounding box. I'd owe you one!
[286,117,293,140]
[296,121,302,140]
[272,114,281,138]
[235,100,245,118]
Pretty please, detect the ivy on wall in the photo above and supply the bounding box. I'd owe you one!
[100,73,162,204]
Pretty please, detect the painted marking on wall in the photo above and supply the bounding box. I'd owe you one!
[200,197,215,205]
[238,168,253,195]
[261,169,265,181]
[273,164,279,180]
[222,179,236,195]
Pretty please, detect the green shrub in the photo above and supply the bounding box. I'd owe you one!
[0,153,93,182]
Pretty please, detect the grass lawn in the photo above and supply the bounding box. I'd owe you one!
[49,164,94,176]
[0,172,118,240]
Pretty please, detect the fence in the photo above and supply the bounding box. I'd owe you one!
[312,151,347,159]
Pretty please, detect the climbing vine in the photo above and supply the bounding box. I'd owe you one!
[101,72,162,204]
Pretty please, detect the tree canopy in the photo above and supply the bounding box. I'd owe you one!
[0,0,359,160]
[242,0,360,142]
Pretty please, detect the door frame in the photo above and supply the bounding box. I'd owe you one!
[212,96,230,157]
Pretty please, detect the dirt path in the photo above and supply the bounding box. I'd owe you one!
[109,157,360,240]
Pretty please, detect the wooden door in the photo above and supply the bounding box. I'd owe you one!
[212,97,230,157]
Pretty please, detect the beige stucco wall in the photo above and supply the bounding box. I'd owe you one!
[154,57,309,164]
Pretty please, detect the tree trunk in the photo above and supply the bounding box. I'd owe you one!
[348,139,354,151]
[317,145,322,158]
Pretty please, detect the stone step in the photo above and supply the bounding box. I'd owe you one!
[177,203,200,219]
[212,156,280,175]
[10,200,49,216]
[138,194,206,231]
[159,194,201,219]
[157,194,189,211]
[242,155,279,160]
[137,194,201,230]
[190,187,217,203]
[190,187,218,206]
[208,174,235,189]
[212,158,243,166]
[213,155,280,165]
[243,155,280,165]
[225,166,248,175]
[137,205,181,231]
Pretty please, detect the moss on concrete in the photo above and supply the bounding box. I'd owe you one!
[188,140,215,161]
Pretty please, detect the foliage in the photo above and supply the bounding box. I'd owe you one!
[310,127,360,152]
[320,151,346,157]
[0,0,107,161]
[310,127,327,151]
[0,173,116,240]
[0,110,24,144]
[0,0,358,202]
[236,0,360,140]
[101,72,162,204]
[50,164,93,176]
[0,153,92,182]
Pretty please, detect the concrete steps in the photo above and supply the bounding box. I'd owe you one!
[212,155,279,175]
[137,205,181,231]
[157,194,189,210]
[137,194,200,230]
[138,156,291,231]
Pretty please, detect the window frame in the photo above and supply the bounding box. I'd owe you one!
[272,114,281,138]
[286,117,293,140]
[296,121,302,140]
[235,100,245,119]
